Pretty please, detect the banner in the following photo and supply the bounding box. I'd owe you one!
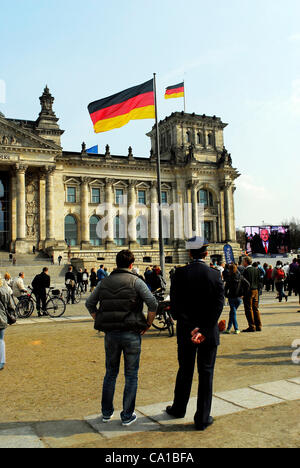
[224,243,235,264]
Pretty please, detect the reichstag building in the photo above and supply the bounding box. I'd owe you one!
[0,86,240,265]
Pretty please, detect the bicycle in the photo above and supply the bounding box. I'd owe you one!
[16,286,66,319]
[62,284,81,304]
[152,288,174,337]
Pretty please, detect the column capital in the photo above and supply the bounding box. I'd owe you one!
[15,163,28,174]
[128,179,138,188]
[80,176,91,185]
[105,178,115,187]
[188,180,198,190]
[43,165,56,176]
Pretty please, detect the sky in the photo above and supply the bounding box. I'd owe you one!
[1,0,300,228]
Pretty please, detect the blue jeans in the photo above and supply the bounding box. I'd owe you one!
[0,329,5,364]
[102,331,141,422]
[228,298,242,331]
[276,282,287,301]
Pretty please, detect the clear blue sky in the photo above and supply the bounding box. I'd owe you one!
[1,0,299,228]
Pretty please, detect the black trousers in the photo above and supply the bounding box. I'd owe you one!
[172,325,218,426]
[66,285,75,304]
[34,290,47,313]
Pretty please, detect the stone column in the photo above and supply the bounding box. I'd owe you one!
[128,180,138,248]
[216,201,222,243]
[224,182,233,242]
[150,181,159,247]
[174,175,185,248]
[38,171,46,249]
[219,189,226,242]
[80,177,91,249]
[213,219,218,243]
[104,178,115,249]
[9,170,17,250]
[15,164,28,252]
[191,181,199,236]
[44,166,56,248]
[230,185,237,242]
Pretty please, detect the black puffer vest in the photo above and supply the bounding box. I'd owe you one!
[94,269,147,333]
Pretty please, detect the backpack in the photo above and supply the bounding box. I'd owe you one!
[276,268,285,281]
[32,274,41,290]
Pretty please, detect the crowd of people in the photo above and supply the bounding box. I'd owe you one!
[1,246,300,434]
[209,257,300,334]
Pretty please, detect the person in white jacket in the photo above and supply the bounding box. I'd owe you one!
[12,272,27,299]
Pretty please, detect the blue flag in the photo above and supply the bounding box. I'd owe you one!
[87,145,98,154]
[224,244,235,264]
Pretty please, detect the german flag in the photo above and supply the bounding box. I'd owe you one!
[88,79,155,133]
[164,82,185,100]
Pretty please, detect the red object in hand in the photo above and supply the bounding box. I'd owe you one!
[191,328,206,345]
[218,320,226,332]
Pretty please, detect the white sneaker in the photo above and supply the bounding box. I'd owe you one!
[102,412,114,423]
[122,413,137,426]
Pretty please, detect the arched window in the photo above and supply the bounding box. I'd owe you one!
[197,132,203,145]
[198,189,214,207]
[207,133,214,146]
[186,131,191,143]
[65,215,78,246]
[90,215,102,246]
[114,215,126,246]
[136,216,148,246]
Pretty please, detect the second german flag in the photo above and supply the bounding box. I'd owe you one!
[88,79,155,133]
[164,82,185,100]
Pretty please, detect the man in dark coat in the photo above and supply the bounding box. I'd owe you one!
[32,267,51,316]
[65,266,76,304]
[167,237,224,431]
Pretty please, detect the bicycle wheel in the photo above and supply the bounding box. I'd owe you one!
[62,289,68,302]
[152,304,168,331]
[74,288,81,304]
[164,309,174,337]
[45,297,66,318]
[16,297,34,319]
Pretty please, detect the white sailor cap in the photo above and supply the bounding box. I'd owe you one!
[185,236,209,251]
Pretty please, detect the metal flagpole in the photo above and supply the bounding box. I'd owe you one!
[153,73,165,278]
[183,79,186,113]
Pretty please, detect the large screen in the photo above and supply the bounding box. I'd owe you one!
[244,226,290,255]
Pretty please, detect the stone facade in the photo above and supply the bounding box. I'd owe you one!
[0,87,240,265]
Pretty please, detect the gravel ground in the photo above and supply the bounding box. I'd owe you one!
[0,292,299,448]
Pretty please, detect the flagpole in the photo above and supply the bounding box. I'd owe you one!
[153,73,165,278]
[183,79,186,113]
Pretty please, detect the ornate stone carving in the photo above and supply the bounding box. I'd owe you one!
[128,146,134,160]
[25,175,39,239]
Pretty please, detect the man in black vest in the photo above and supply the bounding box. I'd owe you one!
[167,237,224,431]
[32,267,51,317]
[85,250,158,426]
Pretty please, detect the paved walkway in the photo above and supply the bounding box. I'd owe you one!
[0,376,299,448]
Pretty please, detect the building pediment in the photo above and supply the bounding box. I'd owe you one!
[0,115,61,153]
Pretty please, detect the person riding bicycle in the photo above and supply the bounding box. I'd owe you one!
[32,267,51,317]
[148,266,166,292]
[12,273,27,301]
